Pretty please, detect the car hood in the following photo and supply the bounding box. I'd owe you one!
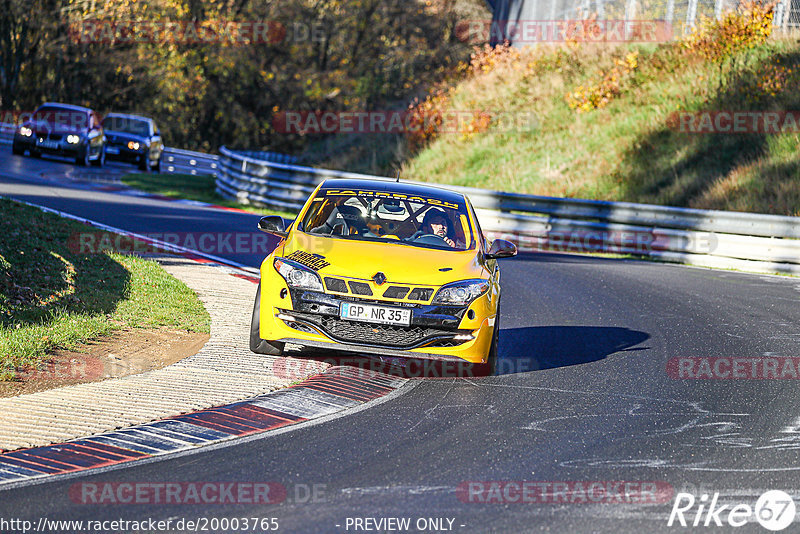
[279,231,486,286]
[26,122,84,136]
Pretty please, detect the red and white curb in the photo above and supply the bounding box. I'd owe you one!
[0,367,407,487]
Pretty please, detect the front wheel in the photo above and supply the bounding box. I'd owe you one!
[76,147,90,166]
[11,142,23,156]
[91,146,105,167]
[250,282,284,355]
[475,303,500,377]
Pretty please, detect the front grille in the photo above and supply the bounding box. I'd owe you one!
[348,281,372,296]
[320,317,442,347]
[286,310,462,349]
[325,277,348,293]
[408,288,434,301]
[382,286,409,299]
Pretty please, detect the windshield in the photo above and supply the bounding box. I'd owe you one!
[31,106,89,131]
[298,188,474,251]
[102,116,151,136]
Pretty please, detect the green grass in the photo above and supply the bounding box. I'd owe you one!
[390,37,800,217]
[0,198,210,381]
[122,172,296,218]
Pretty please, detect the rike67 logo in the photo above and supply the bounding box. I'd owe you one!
[668,490,796,531]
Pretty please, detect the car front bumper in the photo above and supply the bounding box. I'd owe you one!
[105,144,147,163]
[14,135,85,156]
[257,267,497,364]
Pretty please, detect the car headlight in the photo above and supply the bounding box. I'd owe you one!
[19,126,32,137]
[127,141,140,151]
[273,258,323,291]
[432,279,490,306]
[66,134,80,144]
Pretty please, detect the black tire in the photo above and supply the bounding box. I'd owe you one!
[76,146,90,166]
[91,145,105,167]
[138,155,149,171]
[476,301,500,377]
[250,282,284,355]
[11,142,23,156]
[152,157,161,173]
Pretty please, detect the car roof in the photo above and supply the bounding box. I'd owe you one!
[318,178,466,205]
[38,102,93,113]
[103,113,154,123]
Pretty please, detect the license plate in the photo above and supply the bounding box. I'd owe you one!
[106,147,119,154]
[37,139,59,149]
[340,302,411,326]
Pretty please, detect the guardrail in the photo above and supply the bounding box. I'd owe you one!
[216,145,800,276]
[0,123,14,144]
[161,147,219,176]
[4,122,797,275]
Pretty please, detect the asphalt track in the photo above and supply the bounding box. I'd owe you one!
[1,150,800,533]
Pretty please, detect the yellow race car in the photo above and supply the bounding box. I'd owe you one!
[250,178,517,373]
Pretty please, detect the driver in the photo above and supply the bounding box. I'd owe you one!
[420,208,458,248]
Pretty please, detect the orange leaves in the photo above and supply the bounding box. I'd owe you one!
[565,51,639,112]
[405,88,451,152]
[682,0,775,62]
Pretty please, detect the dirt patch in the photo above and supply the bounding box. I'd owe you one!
[0,327,209,398]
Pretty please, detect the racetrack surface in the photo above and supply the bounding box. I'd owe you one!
[1,151,800,532]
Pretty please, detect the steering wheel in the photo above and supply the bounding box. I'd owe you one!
[409,233,449,246]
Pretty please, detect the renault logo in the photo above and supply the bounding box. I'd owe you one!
[372,272,387,285]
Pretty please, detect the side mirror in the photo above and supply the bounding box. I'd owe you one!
[258,215,287,237]
[485,239,517,259]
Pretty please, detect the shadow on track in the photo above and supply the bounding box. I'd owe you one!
[280,325,649,380]
[496,325,650,375]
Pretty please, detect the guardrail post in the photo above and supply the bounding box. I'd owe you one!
[624,0,636,38]
[595,0,605,18]
[686,0,698,28]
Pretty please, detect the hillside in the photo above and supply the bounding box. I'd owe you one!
[322,6,800,216]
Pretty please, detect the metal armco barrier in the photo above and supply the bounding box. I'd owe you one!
[216,145,800,276]
[4,123,797,276]
[161,147,219,176]
[0,123,14,144]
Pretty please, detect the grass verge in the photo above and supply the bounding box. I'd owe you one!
[0,197,211,381]
[122,172,296,218]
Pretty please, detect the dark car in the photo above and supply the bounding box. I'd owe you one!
[12,103,106,166]
[101,113,163,172]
